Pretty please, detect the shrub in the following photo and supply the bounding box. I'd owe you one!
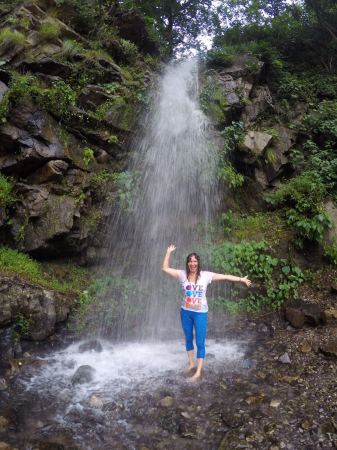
[43,80,76,119]
[83,147,94,166]
[266,172,331,247]
[206,47,235,67]
[39,18,61,41]
[0,174,15,209]
[218,163,244,189]
[210,240,304,310]
[0,28,25,46]
[120,38,139,63]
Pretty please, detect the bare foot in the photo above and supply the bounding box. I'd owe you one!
[183,364,195,375]
[187,371,202,383]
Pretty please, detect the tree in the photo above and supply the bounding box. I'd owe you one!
[119,0,214,57]
[215,0,289,28]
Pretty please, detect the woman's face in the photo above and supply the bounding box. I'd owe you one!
[188,256,198,273]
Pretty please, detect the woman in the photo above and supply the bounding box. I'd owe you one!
[162,244,252,382]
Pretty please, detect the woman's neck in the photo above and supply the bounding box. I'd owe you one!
[187,272,197,282]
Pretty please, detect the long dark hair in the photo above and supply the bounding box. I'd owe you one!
[186,252,201,283]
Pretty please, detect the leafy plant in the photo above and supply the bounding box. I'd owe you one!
[218,163,244,188]
[265,171,330,247]
[83,147,94,166]
[0,173,15,209]
[210,240,304,310]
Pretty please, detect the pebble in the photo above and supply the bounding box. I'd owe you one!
[270,399,282,408]
[279,352,291,364]
[159,396,174,407]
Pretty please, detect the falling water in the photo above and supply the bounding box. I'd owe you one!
[101,58,219,340]
[9,60,246,450]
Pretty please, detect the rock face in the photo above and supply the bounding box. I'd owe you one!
[0,275,71,340]
[285,299,323,329]
[203,55,297,191]
[0,1,148,262]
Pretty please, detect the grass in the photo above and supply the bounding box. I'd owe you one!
[0,28,25,46]
[0,174,15,209]
[0,247,91,294]
[38,18,61,41]
[222,210,290,247]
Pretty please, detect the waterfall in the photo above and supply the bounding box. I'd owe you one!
[99,58,219,340]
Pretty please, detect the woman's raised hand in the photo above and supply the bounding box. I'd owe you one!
[242,275,252,287]
[167,244,176,253]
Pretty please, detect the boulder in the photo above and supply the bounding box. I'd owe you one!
[78,340,103,353]
[319,339,337,358]
[322,307,337,326]
[285,299,323,328]
[71,365,95,385]
[240,131,273,159]
[0,102,66,176]
[0,275,71,341]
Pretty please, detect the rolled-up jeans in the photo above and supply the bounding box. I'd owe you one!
[180,308,208,358]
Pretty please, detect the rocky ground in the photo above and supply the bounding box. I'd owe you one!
[0,302,336,450]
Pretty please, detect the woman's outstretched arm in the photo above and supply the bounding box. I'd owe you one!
[162,245,180,279]
[212,273,252,287]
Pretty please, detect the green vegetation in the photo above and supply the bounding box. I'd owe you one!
[71,274,150,335]
[83,147,94,166]
[266,172,331,248]
[0,27,25,46]
[216,122,245,189]
[91,170,139,211]
[38,18,61,41]
[0,174,15,210]
[0,247,90,294]
[209,240,304,311]
[221,210,288,247]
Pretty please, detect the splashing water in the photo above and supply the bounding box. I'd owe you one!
[100,58,220,340]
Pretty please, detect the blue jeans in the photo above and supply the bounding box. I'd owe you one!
[180,308,208,358]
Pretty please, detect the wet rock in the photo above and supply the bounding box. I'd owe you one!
[300,342,311,353]
[159,396,174,407]
[89,395,104,409]
[319,339,337,358]
[0,443,18,450]
[0,275,71,340]
[285,300,323,328]
[71,365,95,385]
[270,399,281,408]
[0,328,14,370]
[0,81,8,101]
[0,417,9,433]
[278,352,291,364]
[322,307,337,325]
[78,340,103,353]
